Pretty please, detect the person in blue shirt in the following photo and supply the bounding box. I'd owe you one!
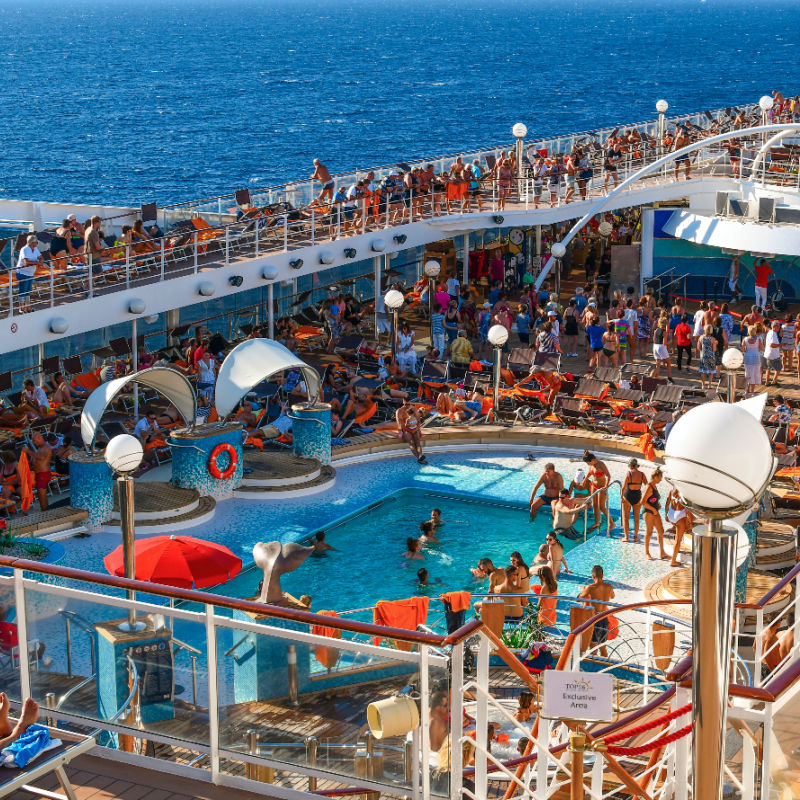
[586,319,606,370]
[538,282,551,307]
[516,304,531,345]
[488,280,502,307]
[571,287,588,313]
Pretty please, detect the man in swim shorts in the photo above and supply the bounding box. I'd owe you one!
[673,125,692,180]
[578,565,615,658]
[396,397,427,464]
[528,463,564,520]
[24,432,52,512]
[311,158,334,202]
[552,489,590,539]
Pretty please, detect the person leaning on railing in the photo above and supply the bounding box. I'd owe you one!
[83,216,106,276]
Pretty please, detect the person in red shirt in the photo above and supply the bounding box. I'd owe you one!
[754,259,774,310]
[674,313,694,371]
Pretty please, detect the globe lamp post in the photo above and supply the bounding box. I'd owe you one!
[488,324,509,421]
[512,122,528,194]
[656,99,669,155]
[424,260,441,347]
[105,434,147,632]
[384,289,405,362]
[550,241,567,299]
[664,401,774,800]
[721,347,744,403]
[759,95,774,139]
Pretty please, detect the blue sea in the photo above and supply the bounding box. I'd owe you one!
[0,0,797,207]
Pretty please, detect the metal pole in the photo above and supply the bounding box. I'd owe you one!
[692,517,737,800]
[267,283,275,339]
[391,309,399,362]
[190,655,198,706]
[65,618,72,677]
[305,736,318,791]
[493,345,501,420]
[132,318,138,419]
[727,370,735,403]
[515,136,524,199]
[373,256,381,337]
[117,474,141,631]
[287,644,299,706]
[569,730,586,800]
[428,278,435,346]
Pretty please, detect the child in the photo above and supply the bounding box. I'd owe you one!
[514,691,535,723]
[403,537,424,560]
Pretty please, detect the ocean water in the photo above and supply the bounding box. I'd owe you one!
[0,0,797,207]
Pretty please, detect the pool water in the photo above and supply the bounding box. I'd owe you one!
[221,488,585,613]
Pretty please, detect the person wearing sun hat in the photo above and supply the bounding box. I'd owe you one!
[15,234,44,313]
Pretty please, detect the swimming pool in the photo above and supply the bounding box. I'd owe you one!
[219,487,586,612]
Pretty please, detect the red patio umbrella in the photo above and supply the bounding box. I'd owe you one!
[104,535,242,589]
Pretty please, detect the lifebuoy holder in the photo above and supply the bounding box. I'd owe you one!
[208,443,238,480]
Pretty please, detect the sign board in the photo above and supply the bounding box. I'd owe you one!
[541,670,614,723]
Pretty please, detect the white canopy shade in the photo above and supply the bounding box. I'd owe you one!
[214,338,321,418]
[81,366,197,449]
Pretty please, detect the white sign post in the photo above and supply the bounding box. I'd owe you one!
[541,670,614,723]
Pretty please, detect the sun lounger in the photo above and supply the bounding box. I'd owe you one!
[0,724,95,800]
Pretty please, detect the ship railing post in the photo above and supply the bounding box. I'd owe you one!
[125,245,130,288]
[754,608,764,687]
[49,263,54,307]
[311,209,315,245]
[409,188,413,223]
[205,604,220,783]
[225,225,230,265]
[14,569,30,701]
[8,256,12,315]
[193,231,198,273]
[160,238,165,281]
[88,257,93,298]
[385,193,389,229]
[284,215,289,252]
[363,197,367,233]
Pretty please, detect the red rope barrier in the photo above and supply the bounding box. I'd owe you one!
[605,723,693,756]
[602,702,691,745]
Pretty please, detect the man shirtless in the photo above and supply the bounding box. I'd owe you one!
[529,463,564,520]
[311,159,334,202]
[307,531,335,554]
[493,565,524,620]
[552,489,590,538]
[578,565,615,657]
[24,432,52,511]
[673,125,692,180]
[396,397,427,464]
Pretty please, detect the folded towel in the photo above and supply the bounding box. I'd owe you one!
[1,724,61,768]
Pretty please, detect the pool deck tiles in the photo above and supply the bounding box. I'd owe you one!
[112,482,200,515]
[7,505,89,536]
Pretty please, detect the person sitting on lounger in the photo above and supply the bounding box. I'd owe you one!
[0,694,40,752]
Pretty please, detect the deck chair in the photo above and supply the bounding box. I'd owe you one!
[334,335,364,358]
[235,188,252,208]
[533,351,561,372]
[619,362,653,379]
[641,376,668,396]
[507,347,535,374]
[612,387,645,404]
[420,358,449,383]
[0,724,95,800]
[592,366,619,384]
[651,384,685,409]
[574,377,609,402]
[478,600,505,639]
[447,362,469,383]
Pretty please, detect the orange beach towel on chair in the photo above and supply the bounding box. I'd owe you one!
[17,451,34,512]
[440,590,471,613]
[373,597,430,651]
[312,610,342,670]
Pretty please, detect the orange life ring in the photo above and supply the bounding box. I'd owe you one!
[208,443,238,480]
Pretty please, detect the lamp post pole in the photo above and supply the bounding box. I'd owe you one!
[383,289,405,364]
[487,325,509,421]
[692,516,736,800]
[424,260,441,350]
[512,123,528,201]
[656,100,668,160]
[118,472,139,631]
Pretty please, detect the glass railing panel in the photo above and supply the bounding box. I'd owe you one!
[214,615,446,794]
[20,582,211,747]
[0,574,21,702]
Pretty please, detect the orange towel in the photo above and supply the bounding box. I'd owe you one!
[312,609,342,669]
[441,590,471,613]
[373,596,429,651]
[144,438,168,452]
[245,437,264,451]
[538,596,558,627]
[17,451,33,512]
[636,432,655,462]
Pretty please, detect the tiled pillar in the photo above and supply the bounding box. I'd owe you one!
[291,404,331,466]
[169,422,244,500]
[68,452,113,530]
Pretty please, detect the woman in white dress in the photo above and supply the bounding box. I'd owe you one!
[741,324,763,393]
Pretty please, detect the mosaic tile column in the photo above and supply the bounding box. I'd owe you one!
[291,403,331,466]
[169,422,244,500]
[68,452,113,530]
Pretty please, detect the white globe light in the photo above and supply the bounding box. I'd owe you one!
[664,403,773,512]
[127,298,146,315]
[598,221,613,237]
[550,242,567,259]
[424,260,441,278]
[105,434,144,474]
[759,95,774,112]
[721,347,744,370]
[370,238,386,253]
[656,99,669,114]
[318,250,336,265]
[488,324,509,348]
[261,265,278,280]
[198,281,215,297]
[512,122,528,139]
[49,317,68,334]
[384,289,405,311]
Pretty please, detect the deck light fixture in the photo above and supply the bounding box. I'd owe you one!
[656,100,669,154]
[393,234,407,244]
[127,298,146,315]
[424,261,441,344]
[664,400,774,800]
[261,266,278,280]
[343,248,357,259]
[597,221,613,237]
[105,434,147,632]
[493,215,504,225]
[198,281,215,297]
[318,250,336,265]
[370,238,386,252]
[512,123,528,186]
[49,317,68,334]
[488,324,509,421]
[384,289,404,360]
[721,347,744,402]
[289,258,304,270]
[228,275,244,287]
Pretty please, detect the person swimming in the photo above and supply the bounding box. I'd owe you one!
[430,508,443,527]
[419,521,440,544]
[307,531,335,554]
[404,537,425,560]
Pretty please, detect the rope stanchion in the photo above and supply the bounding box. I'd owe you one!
[603,723,693,756]
[602,702,691,745]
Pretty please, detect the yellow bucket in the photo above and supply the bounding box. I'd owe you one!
[367,695,420,739]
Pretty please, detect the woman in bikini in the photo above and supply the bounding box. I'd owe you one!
[621,457,646,543]
[510,551,530,606]
[642,468,668,560]
[582,450,611,531]
[0,451,20,504]
[666,487,693,566]
[497,159,513,211]
[536,565,559,626]
[601,320,618,367]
